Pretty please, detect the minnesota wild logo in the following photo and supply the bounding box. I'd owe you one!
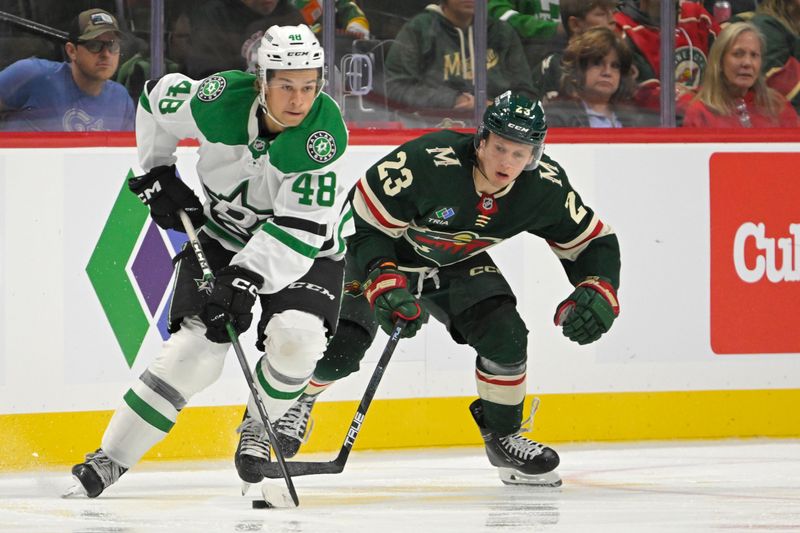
[306,130,336,163]
[197,75,226,102]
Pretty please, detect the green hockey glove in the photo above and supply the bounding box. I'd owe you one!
[554,277,619,345]
[363,261,428,338]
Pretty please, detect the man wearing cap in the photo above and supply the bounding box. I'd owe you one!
[0,8,135,132]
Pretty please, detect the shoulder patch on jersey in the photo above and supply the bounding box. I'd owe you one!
[306,130,337,163]
[196,75,227,102]
[190,71,258,146]
[269,93,348,173]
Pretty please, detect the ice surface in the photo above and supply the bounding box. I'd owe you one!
[2,440,799,533]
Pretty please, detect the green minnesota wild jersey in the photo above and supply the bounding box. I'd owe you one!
[136,70,354,294]
[350,129,620,288]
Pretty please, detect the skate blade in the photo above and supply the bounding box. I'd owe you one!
[61,477,88,498]
[241,481,252,496]
[498,468,562,487]
[259,482,297,508]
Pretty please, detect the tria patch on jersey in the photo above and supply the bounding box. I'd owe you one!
[306,130,337,163]
[428,206,457,226]
[197,75,226,102]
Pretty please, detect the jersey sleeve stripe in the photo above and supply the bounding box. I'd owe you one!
[138,91,152,114]
[548,220,615,261]
[548,215,602,250]
[336,207,353,254]
[353,180,407,238]
[203,220,246,248]
[262,221,320,259]
[272,215,327,237]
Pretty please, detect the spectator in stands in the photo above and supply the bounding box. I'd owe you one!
[116,13,191,100]
[614,0,721,110]
[683,22,799,127]
[534,0,618,101]
[545,27,657,127]
[0,8,134,132]
[742,0,800,113]
[186,0,303,79]
[385,0,537,117]
[290,0,371,38]
[488,0,564,68]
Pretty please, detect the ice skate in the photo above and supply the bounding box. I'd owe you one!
[470,399,562,487]
[274,393,317,458]
[63,449,128,498]
[235,410,271,494]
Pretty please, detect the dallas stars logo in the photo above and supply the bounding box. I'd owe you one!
[197,75,226,102]
[306,131,336,163]
[195,277,213,294]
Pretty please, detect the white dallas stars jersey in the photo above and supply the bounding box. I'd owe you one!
[136,70,354,294]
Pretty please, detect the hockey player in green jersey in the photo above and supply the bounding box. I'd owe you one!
[273,90,621,486]
[66,24,355,498]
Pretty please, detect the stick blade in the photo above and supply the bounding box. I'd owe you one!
[260,482,298,508]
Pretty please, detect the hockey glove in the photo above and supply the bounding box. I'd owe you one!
[202,265,264,343]
[128,165,205,231]
[554,277,619,345]
[363,261,428,338]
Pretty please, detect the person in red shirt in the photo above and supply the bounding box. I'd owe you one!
[614,0,721,110]
[683,21,799,127]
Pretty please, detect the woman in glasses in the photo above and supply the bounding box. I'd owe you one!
[0,8,134,132]
[683,21,799,128]
[543,27,657,127]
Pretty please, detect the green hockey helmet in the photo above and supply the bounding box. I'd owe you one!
[476,91,547,170]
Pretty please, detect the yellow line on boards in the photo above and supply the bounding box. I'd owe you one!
[2,390,799,470]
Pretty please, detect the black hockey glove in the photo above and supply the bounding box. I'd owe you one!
[554,276,619,345]
[202,265,264,343]
[128,165,205,231]
[362,260,428,338]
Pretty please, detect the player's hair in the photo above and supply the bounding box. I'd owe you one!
[695,22,784,117]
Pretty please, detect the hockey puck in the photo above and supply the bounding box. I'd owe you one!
[252,499,273,509]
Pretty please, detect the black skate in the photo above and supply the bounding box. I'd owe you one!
[235,409,271,491]
[274,393,317,458]
[470,399,561,487]
[63,448,128,498]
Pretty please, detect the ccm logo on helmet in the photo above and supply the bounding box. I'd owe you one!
[287,51,309,56]
[507,123,530,133]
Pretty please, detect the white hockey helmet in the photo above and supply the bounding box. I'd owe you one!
[257,24,325,83]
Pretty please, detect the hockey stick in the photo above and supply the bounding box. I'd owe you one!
[260,318,406,478]
[0,10,68,42]
[178,210,299,507]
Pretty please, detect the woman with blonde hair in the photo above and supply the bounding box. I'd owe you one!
[544,26,657,127]
[683,22,799,127]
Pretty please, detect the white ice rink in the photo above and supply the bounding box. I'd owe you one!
[2,440,799,533]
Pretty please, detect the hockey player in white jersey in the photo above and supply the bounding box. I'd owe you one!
[66,24,355,498]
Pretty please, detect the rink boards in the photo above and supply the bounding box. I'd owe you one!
[1,129,799,469]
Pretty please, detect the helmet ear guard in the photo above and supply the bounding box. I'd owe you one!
[476,90,548,170]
